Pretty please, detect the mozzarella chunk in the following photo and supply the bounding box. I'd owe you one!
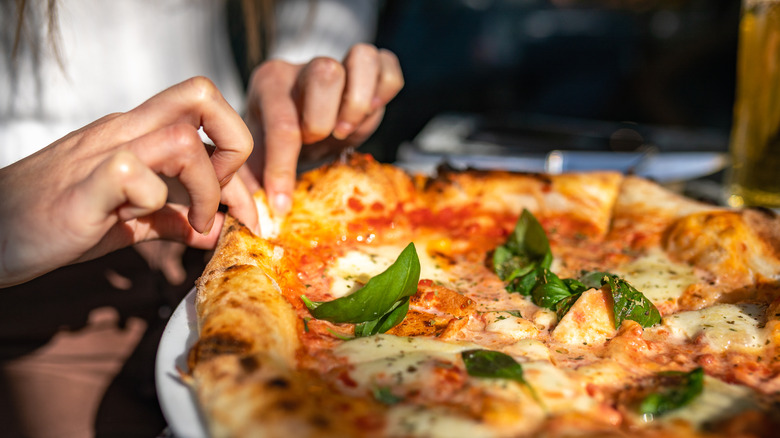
[551,288,617,345]
[484,312,539,341]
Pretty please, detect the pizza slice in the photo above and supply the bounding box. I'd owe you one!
[183,152,780,438]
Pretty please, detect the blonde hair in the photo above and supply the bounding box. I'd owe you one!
[11,0,62,66]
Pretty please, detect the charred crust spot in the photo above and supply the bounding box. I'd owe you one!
[239,355,261,373]
[276,398,302,412]
[531,172,554,185]
[309,414,331,429]
[192,333,253,362]
[265,377,290,389]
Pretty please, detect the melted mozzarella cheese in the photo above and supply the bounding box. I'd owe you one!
[334,334,479,363]
[255,195,280,239]
[613,248,699,305]
[522,361,598,412]
[659,303,768,352]
[327,242,454,298]
[484,312,540,341]
[385,405,497,438]
[502,339,551,362]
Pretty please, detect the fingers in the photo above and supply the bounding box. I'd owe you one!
[297,57,347,144]
[375,49,405,109]
[77,150,168,226]
[128,124,221,233]
[220,173,260,236]
[123,77,253,186]
[63,149,168,260]
[113,78,259,232]
[130,204,227,250]
[334,44,380,140]
[334,45,404,140]
[245,47,404,217]
[249,61,304,216]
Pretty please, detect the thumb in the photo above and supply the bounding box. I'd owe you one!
[69,150,167,248]
[84,150,168,222]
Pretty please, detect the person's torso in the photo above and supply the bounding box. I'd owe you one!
[0,0,244,166]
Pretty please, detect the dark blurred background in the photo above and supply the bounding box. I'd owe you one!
[365,0,740,162]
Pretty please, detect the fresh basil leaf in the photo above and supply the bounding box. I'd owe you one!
[373,386,404,405]
[302,242,421,324]
[462,349,542,405]
[493,246,534,282]
[300,295,320,311]
[553,271,661,329]
[512,265,544,295]
[531,269,572,309]
[493,209,553,294]
[554,293,582,320]
[462,349,528,383]
[639,368,704,417]
[552,271,607,320]
[603,274,661,329]
[562,277,589,295]
[578,271,610,290]
[354,298,410,337]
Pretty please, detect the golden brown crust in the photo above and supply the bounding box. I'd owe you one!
[192,354,386,438]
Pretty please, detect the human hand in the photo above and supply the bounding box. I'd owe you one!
[242,43,403,216]
[0,77,258,287]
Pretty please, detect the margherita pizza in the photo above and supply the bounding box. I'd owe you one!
[184,152,780,437]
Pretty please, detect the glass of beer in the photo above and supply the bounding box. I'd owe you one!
[727,0,780,208]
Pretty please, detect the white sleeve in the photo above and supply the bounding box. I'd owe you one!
[268,0,378,64]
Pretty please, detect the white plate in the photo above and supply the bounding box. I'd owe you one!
[155,288,207,438]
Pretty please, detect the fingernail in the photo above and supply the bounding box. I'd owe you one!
[333,121,354,140]
[202,216,216,235]
[272,193,292,217]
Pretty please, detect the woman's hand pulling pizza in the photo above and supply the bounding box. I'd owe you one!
[0,77,258,287]
[241,43,404,216]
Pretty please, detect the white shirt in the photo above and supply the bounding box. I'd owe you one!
[0,0,376,166]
